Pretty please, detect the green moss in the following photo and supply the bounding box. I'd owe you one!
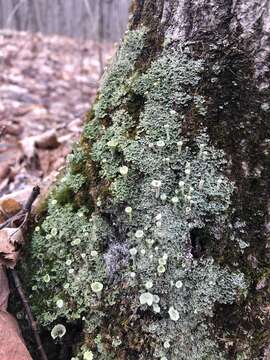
[26,32,248,360]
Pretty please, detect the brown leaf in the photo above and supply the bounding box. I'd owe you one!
[0,198,22,216]
[0,210,6,224]
[0,162,11,181]
[0,311,32,360]
[19,137,36,161]
[0,266,9,311]
[19,129,59,160]
[3,123,22,136]
[0,188,32,209]
[35,129,59,149]
[0,228,24,268]
[0,266,32,358]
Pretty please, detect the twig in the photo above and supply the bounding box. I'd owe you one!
[0,186,47,359]
[23,185,40,213]
[0,217,14,231]
[9,269,48,360]
[0,185,40,231]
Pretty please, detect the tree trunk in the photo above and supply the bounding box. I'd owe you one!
[24,1,270,359]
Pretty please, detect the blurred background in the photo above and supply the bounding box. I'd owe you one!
[0,0,131,199]
[0,0,130,41]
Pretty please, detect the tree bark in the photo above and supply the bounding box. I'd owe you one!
[24,1,270,359]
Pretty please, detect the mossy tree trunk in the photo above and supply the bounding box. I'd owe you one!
[25,1,270,359]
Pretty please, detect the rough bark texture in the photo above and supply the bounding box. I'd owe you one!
[21,1,270,359]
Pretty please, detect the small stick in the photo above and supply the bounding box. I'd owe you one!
[10,269,48,360]
[23,186,40,213]
[1,186,47,359]
[0,218,13,231]
[0,186,40,231]
[11,185,41,236]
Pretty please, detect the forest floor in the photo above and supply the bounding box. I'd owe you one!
[0,30,115,359]
[0,30,114,200]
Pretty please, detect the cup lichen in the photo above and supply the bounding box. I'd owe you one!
[24,28,248,360]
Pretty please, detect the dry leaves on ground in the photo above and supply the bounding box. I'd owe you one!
[0,29,114,197]
[0,228,24,268]
[0,253,32,359]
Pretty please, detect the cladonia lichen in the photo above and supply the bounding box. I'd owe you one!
[26,27,247,360]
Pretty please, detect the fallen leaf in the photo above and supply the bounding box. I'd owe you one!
[0,187,32,209]
[0,266,9,311]
[35,129,59,149]
[0,211,6,224]
[0,162,11,181]
[0,30,114,196]
[0,228,24,268]
[0,178,10,195]
[68,118,83,133]
[19,137,36,161]
[0,311,32,360]
[3,228,25,246]
[3,123,22,136]
[0,198,22,216]
[0,266,32,359]
[19,130,60,170]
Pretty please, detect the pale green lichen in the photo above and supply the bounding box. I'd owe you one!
[60,173,86,193]
[26,30,247,360]
[27,203,110,325]
[93,27,147,118]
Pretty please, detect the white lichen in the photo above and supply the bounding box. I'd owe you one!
[51,324,66,339]
[168,306,180,321]
[140,292,154,306]
[91,282,103,293]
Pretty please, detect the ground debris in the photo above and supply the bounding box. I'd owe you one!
[0,227,24,268]
[0,213,32,359]
[0,30,114,196]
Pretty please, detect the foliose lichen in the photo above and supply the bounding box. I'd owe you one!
[26,27,247,359]
[93,27,147,119]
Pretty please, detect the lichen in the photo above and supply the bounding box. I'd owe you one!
[25,29,248,360]
[93,27,147,119]
[27,202,112,326]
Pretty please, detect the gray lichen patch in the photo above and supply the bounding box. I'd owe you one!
[26,29,247,360]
